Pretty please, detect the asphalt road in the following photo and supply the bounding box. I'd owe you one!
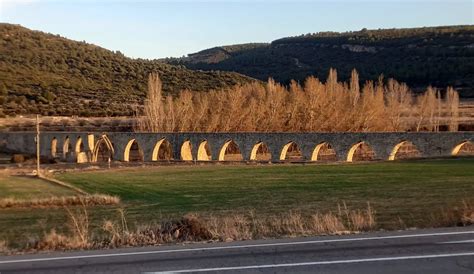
[0,226,473,273]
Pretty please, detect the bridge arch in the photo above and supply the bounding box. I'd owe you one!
[219,140,243,161]
[92,135,114,162]
[280,141,303,161]
[250,142,271,161]
[452,141,474,156]
[124,139,144,162]
[75,137,88,163]
[51,137,57,158]
[0,137,6,152]
[311,142,337,161]
[347,141,376,162]
[181,140,193,161]
[389,141,421,161]
[152,138,173,161]
[63,136,71,159]
[197,140,211,161]
[75,137,84,154]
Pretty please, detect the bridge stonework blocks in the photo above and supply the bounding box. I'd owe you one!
[0,132,473,163]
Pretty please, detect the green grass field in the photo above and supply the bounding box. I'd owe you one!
[0,158,473,247]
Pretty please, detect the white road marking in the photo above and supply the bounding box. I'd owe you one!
[146,252,474,273]
[438,239,474,244]
[0,230,473,265]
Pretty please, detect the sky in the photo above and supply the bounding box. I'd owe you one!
[0,0,473,59]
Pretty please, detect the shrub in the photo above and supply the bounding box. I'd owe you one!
[11,154,25,163]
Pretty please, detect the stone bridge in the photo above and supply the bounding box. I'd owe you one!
[0,132,473,163]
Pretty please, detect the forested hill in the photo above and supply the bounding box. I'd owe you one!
[166,25,474,98]
[0,24,254,117]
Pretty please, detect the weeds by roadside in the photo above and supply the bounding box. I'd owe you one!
[205,203,375,241]
[0,201,472,254]
[22,203,377,253]
[430,200,474,227]
[0,240,7,255]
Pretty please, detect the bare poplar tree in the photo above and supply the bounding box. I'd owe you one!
[349,69,360,107]
[446,87,459,132]
[135,73,164,132]
[136,70,460,133]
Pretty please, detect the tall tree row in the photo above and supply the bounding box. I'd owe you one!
[135,69,459,133]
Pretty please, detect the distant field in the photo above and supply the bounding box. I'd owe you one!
[0,175,77,247]
[0,175,76,199]
[0,158,473,247]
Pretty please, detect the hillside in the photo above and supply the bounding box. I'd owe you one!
[0,24,254,117]
[166,25,474,98]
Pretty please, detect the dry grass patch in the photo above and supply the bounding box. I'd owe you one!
[206,203,375,241]
[432,200,474,227]
[0,194,120,209]
[0,240,8,254]
[37,229,90,251]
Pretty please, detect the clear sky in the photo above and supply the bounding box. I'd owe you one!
[1,0,473,59]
